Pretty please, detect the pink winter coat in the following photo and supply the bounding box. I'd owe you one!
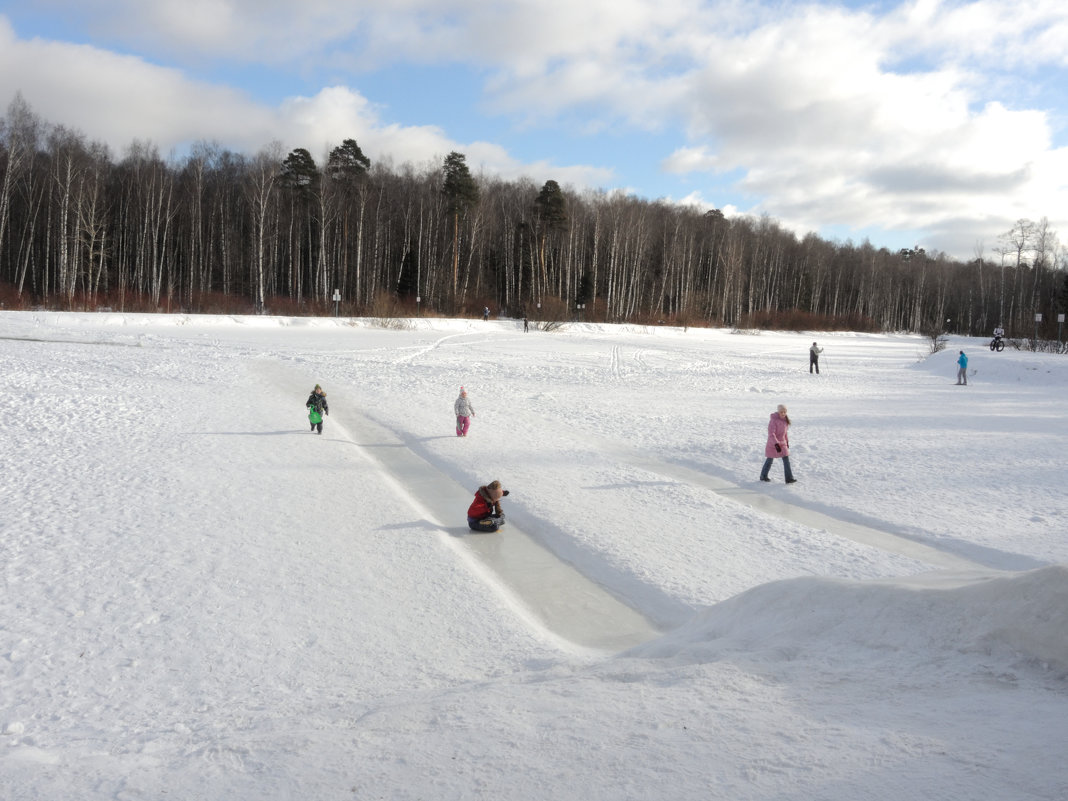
[764,412,790,458]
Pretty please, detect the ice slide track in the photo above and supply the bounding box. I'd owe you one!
[271,370,660,653]
[349,413,662,652]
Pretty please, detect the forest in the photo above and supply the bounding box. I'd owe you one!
[2,94,1067,339]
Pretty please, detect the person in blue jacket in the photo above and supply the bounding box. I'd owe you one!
[956,351,968,385]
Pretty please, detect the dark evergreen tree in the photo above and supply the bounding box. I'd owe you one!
[533,179,567,303]
[534,179,566,228]
[326,138,370,180]
[279,148,318,192]
[278,148,320,301]
[442,151,479,298]
[576,271,592,306]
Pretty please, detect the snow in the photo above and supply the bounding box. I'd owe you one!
[2,311,1067,800]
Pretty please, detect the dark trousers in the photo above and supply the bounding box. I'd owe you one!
[761,456,794,482]
[468,514,505,532]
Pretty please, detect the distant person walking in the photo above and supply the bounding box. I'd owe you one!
[306,384,329,435]
[454,386,475,437]
[760,404,796,484]
[809,341,824,374]
[956,351,969,385]
[483,306,490,321]
[523,317,529,333]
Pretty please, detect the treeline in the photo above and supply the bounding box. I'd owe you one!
[2,94,1067,335]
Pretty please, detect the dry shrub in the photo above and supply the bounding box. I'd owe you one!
[366,291,413,329]
[523,296,573,330]
[0,282,32,310]
[735,309,880,332]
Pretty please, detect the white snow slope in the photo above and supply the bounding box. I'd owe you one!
[1,311,1066,801]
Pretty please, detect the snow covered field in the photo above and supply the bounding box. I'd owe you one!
[2,310,1066,800]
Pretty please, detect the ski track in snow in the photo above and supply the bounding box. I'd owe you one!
[498,403,985,572]
[390,330,524,365]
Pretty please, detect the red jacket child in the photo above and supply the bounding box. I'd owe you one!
[467,480,509,532]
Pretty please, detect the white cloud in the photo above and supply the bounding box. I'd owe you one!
[0,17,612,190]
[462,142,617,190]
[52,0,695,69]
[33,0,366,63]
[0,22,431,164]
[633,4,1068,256]
[0,16,273,154]
[886,0,1068,69]
[662,146,721,175]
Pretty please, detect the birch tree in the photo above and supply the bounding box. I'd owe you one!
[246,143,283,313]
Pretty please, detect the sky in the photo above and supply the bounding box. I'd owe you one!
[1,0,1067,260]
[3,310,1067,798]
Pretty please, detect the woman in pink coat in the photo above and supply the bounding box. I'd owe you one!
[760,404,797,483]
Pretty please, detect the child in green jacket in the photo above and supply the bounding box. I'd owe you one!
[306,384,329,434]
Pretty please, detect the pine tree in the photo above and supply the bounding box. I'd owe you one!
[442,152,479,297]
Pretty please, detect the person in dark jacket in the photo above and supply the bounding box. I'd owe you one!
[467,480,509,532]
[809,341,823,374]
[306,384,329,434]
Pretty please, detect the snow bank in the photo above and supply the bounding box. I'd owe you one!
[634,566,1068,679]
[914,341,1068,384]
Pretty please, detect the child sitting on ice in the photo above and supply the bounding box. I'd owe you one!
[467,480,509,532]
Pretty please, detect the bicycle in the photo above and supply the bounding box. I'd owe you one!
[989,336,1005,352]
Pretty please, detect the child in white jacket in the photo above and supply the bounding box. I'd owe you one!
[454,387,475,436]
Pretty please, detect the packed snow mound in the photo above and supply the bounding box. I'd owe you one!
[916,342,1068,384]
[633,566,1068,677]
